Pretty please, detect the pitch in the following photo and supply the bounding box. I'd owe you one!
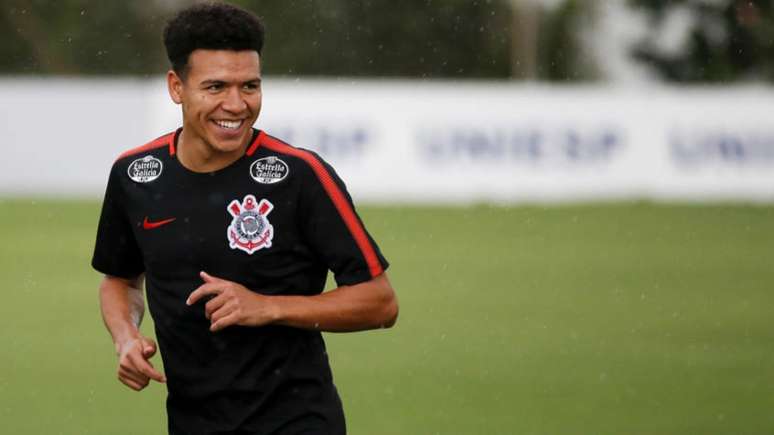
[1,199,772,434]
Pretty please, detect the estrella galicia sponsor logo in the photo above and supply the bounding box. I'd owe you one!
[250,156,289,184]
[128,155,163,183]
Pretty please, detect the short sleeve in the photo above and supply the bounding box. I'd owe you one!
[91,163,144,278]
[298,154,389,287]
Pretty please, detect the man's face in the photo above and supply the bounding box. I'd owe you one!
[168,49,262,154]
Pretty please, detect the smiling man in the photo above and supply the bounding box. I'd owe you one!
[92,3,398,434]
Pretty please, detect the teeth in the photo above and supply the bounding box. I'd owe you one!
[215,120,241,129]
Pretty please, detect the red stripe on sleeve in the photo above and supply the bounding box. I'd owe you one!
[260,135,384,278]
[116,131,176,161]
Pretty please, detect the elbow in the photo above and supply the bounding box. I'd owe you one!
[364,273,398,330]
[379,293,399,329]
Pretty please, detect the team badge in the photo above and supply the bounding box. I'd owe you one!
[226,195,274,254]
[127,155,163,183]
[250,156,289,184]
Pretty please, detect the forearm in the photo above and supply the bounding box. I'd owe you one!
[272,274,398,332]
[99,274,146,350]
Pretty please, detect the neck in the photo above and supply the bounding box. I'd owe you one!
[176,129,250,173]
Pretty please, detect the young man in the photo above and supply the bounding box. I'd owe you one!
[92,3,398,434]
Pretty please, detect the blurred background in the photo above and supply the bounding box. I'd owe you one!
[1,1,773,434]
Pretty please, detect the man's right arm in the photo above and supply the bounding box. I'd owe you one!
[99,274,166,391]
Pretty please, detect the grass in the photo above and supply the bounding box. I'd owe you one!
[1,199,773,434]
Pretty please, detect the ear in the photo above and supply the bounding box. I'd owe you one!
[167,70,183,105]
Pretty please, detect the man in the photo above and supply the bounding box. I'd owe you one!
[92,3,398,434]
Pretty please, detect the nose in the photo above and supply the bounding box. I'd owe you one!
[221,87,247,113]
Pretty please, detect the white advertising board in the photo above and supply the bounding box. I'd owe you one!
[1,78,772,203]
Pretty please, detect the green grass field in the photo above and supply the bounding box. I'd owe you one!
[1,199,773,434]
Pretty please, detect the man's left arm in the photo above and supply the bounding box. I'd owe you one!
[187,271,398,332]
[187,151,399,333]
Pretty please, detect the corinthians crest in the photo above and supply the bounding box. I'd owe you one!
[226,195,274,254]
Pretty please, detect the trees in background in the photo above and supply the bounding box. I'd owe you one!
[4,0,770,83]
[0,0,169,75]
[246,0,515,78]
[0,0,594,81]
[630,0,774,82]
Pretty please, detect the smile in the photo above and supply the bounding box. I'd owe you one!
[214,119,243,130]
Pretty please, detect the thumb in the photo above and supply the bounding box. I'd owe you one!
[141,337,157,358]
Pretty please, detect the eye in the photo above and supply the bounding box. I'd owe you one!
[243,83,260,91]
[205,83,223,91]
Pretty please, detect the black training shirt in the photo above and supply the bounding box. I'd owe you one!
[92,129,389,434]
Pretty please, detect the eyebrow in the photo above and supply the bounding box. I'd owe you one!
[200,77,262,86]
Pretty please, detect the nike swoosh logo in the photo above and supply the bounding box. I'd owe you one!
[143,217,176,230]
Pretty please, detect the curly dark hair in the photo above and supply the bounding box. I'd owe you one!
[163,2,265,79]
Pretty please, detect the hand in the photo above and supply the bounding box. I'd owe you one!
[187,271,279,332]
[116,336,166,391]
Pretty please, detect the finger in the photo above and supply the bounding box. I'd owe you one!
[205,294,228,320]
[211,311,239,332]
[118,372,147,391]
[209,300,236,325]
[129,352,166,383]
[119,366,150,387]
[200,270,225,283]
[118,376,142,391]
[187,282,222,306]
